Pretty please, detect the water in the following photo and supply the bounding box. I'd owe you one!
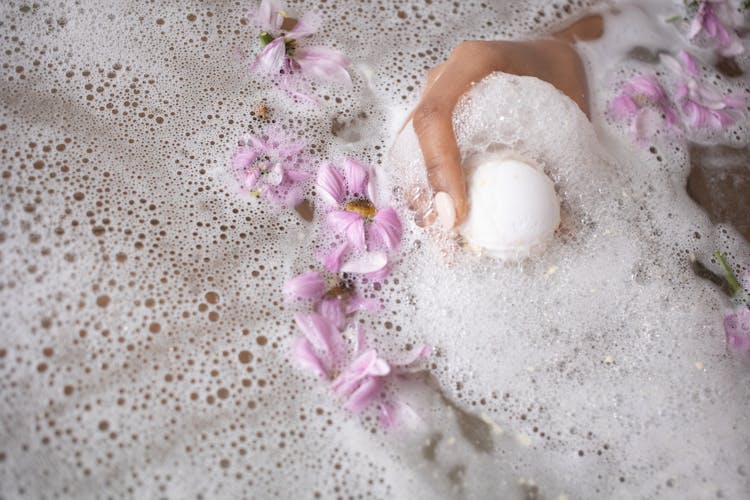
[0,0,748,498]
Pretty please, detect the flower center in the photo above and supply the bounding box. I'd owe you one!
[344,198,377,220]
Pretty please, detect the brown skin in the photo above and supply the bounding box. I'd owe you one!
[411,15,604,226]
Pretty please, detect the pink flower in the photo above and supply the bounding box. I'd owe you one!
[331,348,391,412]
[662,50,746,129]
[283,271,326,299]
[724,306,750,357]
[291,322,431,418]
[249,0,351,102]
[610,74,677,140]
[317,159,403,276]
[231,127,310,207]
[284,270,381,329]
[689,0,744,57]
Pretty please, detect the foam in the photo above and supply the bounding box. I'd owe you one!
[0,0,748,499]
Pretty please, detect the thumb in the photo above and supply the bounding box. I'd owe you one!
[412,101,468,229]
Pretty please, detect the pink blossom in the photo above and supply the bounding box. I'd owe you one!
[689,0,744,57]
[292,323,432,418]
[283,270,381,329]
[316,159,403,277]
[231,127,310,207]
[249,0,351,102]
[724,306,750,357]
[610,75,677,139]
[283,271,326,300]
[662,50,746,129]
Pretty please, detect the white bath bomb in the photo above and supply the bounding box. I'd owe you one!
[460,153,560,260]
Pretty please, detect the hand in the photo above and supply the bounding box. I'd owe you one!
[410,16,603,229]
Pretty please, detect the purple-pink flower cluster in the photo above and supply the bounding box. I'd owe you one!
[723,266,750,359]
[231,127,310,207]
[249,0,351,103]
[610,50,746,140]
[286,272,430,423]
[688,0,745,57]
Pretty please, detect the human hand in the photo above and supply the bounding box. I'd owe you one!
[409,16,603,230]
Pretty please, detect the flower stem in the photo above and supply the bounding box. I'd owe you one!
[714,251,741,297]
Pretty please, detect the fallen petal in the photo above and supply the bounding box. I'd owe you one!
[283,271,325,300]
[370,206,403,252]
[292,337,327,377]
[251,37,286,75]
[317,163,346,206]
[340,251,388,274]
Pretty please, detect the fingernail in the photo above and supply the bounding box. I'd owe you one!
[434,192,456,231]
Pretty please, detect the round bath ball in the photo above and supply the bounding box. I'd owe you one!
[459,153,560,260]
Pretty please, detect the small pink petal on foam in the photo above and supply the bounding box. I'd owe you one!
[364,260,393,280]
[370,207,402,251]
[345,376,384,413]
[610,94,637,119]
[724,306,750,356]
[340,251,388,275]
[321,242,350,273]
[243,167,261,190]
[317,297,346,331]
[283,271,325,300]
[392,344,432,368]
[292,338,327,377]
[294,312,338,356]
[345,295,381,315]
[295,46,352,86]
[343,158,369,195]
[232,146,259,171]
[250,37,286,75]
[317,163,346,206]
[327,211,366,249]
[252,0,283,31]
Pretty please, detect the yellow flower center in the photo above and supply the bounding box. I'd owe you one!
[344,198,377,220]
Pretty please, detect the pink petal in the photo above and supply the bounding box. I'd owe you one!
[317,297,347,331]
[286,11,321,38]
[724,307,750,356]
[252,0,283,31]
[627,75,665,100]
[317,163,346,206]
[365,260,393,281]
[283,271,325,300]
[343,158,369,195]
[243,167,261,190]
[327,210,366,249]
[610,94,637,119]
[340,251,388,275]
[292,337,327,377]
[232,146,260,171]
[251,37,286,75]
[295,46,352,86]
[345,376,384,412]
[285,169,310,183]
[679,50,699,77]
[320,242,350,273]
[283,185,305,208]
[354,324,368,354]
[370,207,402,252]
[294,312,338,356]
[391,344,432,368]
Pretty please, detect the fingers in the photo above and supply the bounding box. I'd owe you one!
[412,99,467,228]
